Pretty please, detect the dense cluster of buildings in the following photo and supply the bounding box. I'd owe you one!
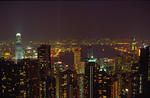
[0,33,150,98]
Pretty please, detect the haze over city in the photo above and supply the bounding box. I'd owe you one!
[0,1,150,41]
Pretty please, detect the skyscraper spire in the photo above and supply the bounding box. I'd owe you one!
[16,33,22,43]
[88,45,94,59]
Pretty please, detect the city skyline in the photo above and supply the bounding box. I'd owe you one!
[0,32,150,98]
[1,1,150,98]
[0,1,150,41]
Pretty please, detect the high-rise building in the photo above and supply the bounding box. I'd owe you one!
[73,47,81,74]
[0,57,17,97]
[130,63,140,98]
[95,67,112,98]
[59,68,78,98]
[84,57,96,98]
[0,57,39,98]
[112,74,120,98]
[138,45,149,96]
[38,44,51,77]
[37,45,54,98]
[21,59,40,98]
[84,45,95,98]
[53,61,65,98]
[73,47,85,98]
[85,57,112,98]
[15,33,23,63]
[15,60,29,98]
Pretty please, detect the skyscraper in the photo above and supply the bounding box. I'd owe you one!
[15,33,23,63]
[0,57,17,97]
[60,68,78,98]
[73,47,81,74]
[86,57,96,98]
[37,45,53,98]
[73,47,85,98]
[96,67,112,98]
[84,45,96,98]
[139,45,149,96]
[21,59,40,98]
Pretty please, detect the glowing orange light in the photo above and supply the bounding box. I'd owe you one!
[5,52,10,56]
[66,65,69,67]
[138,49,141,56]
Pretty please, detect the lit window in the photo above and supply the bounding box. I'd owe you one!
[103,90,107,92]
[104,82,107,84]
[99,90,102,94]
[103,96,107,98]
[98,80,102,83]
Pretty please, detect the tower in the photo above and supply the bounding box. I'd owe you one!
[38,45,51,71]
[37,45,53,98]
[139,45,149,95]
[85,46,96,98]
[97,67,112,98]
[15,33,23,63]
[73,47,81,74]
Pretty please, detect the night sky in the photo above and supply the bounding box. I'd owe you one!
[0,1,150,41]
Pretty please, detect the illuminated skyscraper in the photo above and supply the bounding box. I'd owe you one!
[15,33,23,63]
[21,59,40,98]
[73,47,81,74]
[59,69,78,98]
[73,47,85,98]
[85,57,96,98]
[0,57,17,97]
[38,45,53,98]
[84,45,96,98]
[112,75,120,98]
[96,67,112,98]
[38,45,51,75]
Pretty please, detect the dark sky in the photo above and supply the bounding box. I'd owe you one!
[0,1,150,41]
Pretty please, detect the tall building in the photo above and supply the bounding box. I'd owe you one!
[38,44,51,76]
[84,45,95,98]
[0,57,39,98]
[112,74,120,98]
[0,57,17,97]
[59,68,78,98]
[16,60,29,98]
[85,57,112,98]
[15,33,23,63]
[21,59,40,98]
[96,67,112,98]
[53,61,65,98]
[77,73,84,98]
[73,47,81,74]
[73,47,85,98]
[84,57,96,98]
[138,45,149,96]
[37,45,54,98]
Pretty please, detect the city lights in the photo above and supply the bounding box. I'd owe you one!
[0,1,150,98]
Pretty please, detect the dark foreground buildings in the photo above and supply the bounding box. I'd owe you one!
[137,46,150,97]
